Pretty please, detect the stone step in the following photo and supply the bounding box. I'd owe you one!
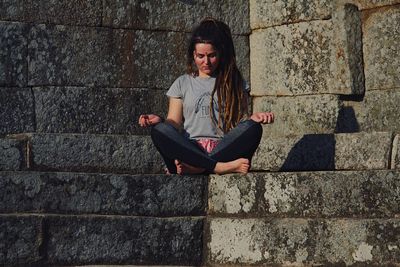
[209,170,400,217]
[0,214,203,266]
[0,133,164,174]
[0,171,207,217]
[207,218,400,266]
[2,132,399,174]
[252,132,396,171]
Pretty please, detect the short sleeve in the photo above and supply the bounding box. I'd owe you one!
[166,76,184,98]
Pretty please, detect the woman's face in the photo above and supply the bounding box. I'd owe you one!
[193,43,219,77]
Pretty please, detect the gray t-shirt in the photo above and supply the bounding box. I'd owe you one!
[167,74,249,140]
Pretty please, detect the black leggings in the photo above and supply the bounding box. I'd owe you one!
[150,119,263,173]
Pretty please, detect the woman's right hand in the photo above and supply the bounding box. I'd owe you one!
[138,114,162,127]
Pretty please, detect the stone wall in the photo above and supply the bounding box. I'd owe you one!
[1,0,400,266]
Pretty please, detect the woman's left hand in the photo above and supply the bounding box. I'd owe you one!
[250,112,274,124]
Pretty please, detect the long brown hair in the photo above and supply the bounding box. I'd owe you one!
[187,18,248,133]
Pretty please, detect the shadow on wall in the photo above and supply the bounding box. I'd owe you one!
[279,101,360,171]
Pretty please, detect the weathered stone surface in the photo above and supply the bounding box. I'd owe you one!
[208,218,400,265]
[0,22,27,87]
[47,216,203,265]
[340,89,400,133]
[0,87,35,134]
[253,132,391,171]
[349,0,400,10]
[28,24,187,89]
[30,134,164,174]
[250,0,332,29]
[363,6,400,91]
[250,6,364,96]
[232,35,250,82]
[34,86,167,134]
[0,138,27,170]
[0,171,207,216]
[335,132,392,170]
[253,95,340,136]
[393,134,400,169]
[209,170,400,217]
[0,0,101,26]
[0,215,43,265]
[103,0,249,34]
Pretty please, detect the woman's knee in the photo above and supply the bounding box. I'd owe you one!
[241,119,263,137]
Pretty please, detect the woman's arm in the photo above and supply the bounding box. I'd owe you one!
[166,97,183,129]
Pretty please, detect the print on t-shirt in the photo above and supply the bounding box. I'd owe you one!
[195,92,219,118]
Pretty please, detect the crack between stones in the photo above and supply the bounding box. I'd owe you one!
[251,16,332,32]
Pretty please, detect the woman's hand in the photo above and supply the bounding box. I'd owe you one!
[250,112,274,124]
[138,114,162,127]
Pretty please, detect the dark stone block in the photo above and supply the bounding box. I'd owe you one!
[0,87,35,134]
[34,86,167,134]
[0,215,43,265]
[46,216,204,265]
[0,138,27,170]
[0,22,28,87]
[0,171,207,216]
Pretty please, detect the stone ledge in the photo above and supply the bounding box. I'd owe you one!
[208,218,400,265]
[252,132,392,171]
[208,170,400,217]
[29,133,164,174]
[0,171,207,216]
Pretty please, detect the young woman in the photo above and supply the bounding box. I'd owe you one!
[139,18,274,175]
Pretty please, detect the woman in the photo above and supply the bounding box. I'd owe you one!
[139,18,274,175]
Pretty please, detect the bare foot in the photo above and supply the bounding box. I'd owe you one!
[174,159,205,175]
[214,158,250,175]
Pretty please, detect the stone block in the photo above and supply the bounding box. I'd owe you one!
[0,171,207,216]
[363,6,400,91]
[250,0,332,29]
[0,22,28,87]
[232,35,250,82]
[0,0,101,26]
[252,94,340,136]
[34,86,167,134]
[28,24,187,89]
[0,138,27,170]
[30,134,164,174]
[392,134,400,169]
[46,216,203,265]
[0,87,35,134]
[0,215,43,265]
[208,218,400,265]
[252,132,391,171]
[340,89,400,133]
[102,0,249,34]
[349,0,400,10]
[208,170,400,217]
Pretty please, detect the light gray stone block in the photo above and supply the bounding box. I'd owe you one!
[250,0,332,29]
[349,0,400,10]
[28,24,187,89]
[208,170,400,216]
[393,134,400,169]
[46,216,203,265]
[0,0,101,26]
[34,86,167,134]
[30,134,164,174]
[0,22,28,87]
[340,89,400,133]
[0,171,207,216]
[253,94,340,136]
[0,215,43,265]
[0,138,27,170]
[363,6,400,91]
[250,4,364,96]
[208,218,400,265]
[0,87,35,134]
